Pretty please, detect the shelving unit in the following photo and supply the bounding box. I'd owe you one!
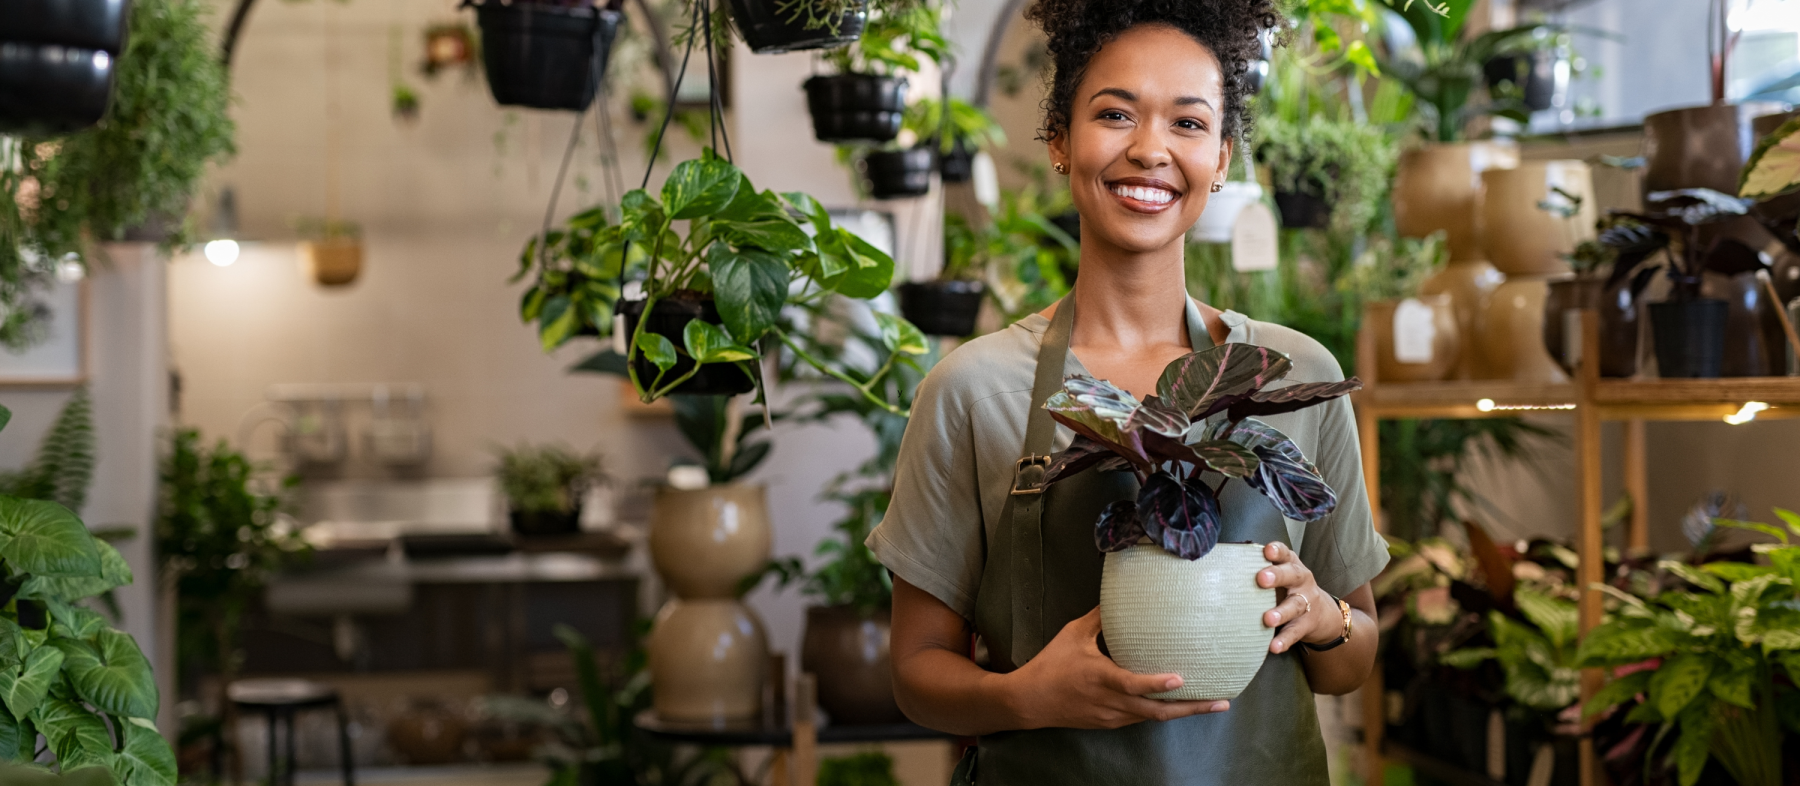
[1351,310,1800,786]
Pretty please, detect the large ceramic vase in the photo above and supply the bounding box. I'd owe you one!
[1099,543,1274,701]
[1482,278,1569,383]
[1367,296,1460,383]
[1702,271,1786,377]
[1481,162,1595,277]
[646,484,772,724]
[1643,103,1784,252]
[800,605,904,725]
[1398,141,1518,379]
[1543,277,1642,378]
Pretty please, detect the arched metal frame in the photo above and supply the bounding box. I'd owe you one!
[971,0,1031,109]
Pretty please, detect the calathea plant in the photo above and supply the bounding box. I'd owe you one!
[1040,344,1361,559]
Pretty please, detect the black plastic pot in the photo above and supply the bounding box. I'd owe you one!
[1483,49,1561,113]
[617,296,757,396]
[509,507,581,536]
[863,147,934,200]
[938,138,974,183]
[0,41,114,135]
[1273,190,1330,229]
[1650,299,1729,378]
[898,280,984,336]
[0,0,130,52]
[728,0,866,54]
[803,73,906,144]
[469,1,620,111]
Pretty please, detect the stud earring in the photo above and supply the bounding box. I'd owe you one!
[1210,182,1224,193]
[1053,162,1067,175]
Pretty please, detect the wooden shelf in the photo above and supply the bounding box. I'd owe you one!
[1354,377,1800,423]
[1355,379,1575,419]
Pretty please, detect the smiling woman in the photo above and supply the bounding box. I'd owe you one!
[865,1,1388,784]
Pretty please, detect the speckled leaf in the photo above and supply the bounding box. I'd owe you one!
[1124,395,1188,437]
[1043,436,1112,486]
[1136,471,1222,561]
[1155,344,1293,419]
[1192,439,1260,478]
[662,155,743,220]
[1206,419,1337,521]
[1741,117,1800,199]
[1094,500,1144,553]
[1224,378,1364,421]
[1651,654,1713,720]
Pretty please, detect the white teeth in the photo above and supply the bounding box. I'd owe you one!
[1111,184,1175,204]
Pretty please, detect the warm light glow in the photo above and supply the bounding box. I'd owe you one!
[1475,398,1576,413]
[1476,398,1496,412]
[204,239,240,267]
[1724,401,1770,425]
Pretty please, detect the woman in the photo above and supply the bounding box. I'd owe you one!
[864,1,1388,783]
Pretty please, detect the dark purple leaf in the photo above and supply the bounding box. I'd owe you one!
[1125,395,1189,437]
[1223,378,1364,421]
[1094,499,1145,552]
[1137,471,1223,560]
[1191,439,1260,478]
[1206,418,1337,521]
[1044,379,1150,466]
[1095,456,1134,473]
[1646,188,1752,225]
[1139,431,1199,464]
[1043,435,1112,486]
[1155,344,1293,419]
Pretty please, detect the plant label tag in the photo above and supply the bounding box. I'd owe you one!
[1230,202,1278,272]
[1393,298,1436,364]
[612,313,628,356]
[1562,308,1583,369]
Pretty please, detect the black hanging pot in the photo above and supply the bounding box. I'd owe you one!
[0,41,115,135]
[509,507,582,536]
[1272,190,1330,229]
[467,0,621,111]
[863,147,934,200]
[1649,299,1729,378]
[728,0,866,54]
[938,138,974,183]
[898,280,984,337]
[0,0,131,53]
[617,295,757,396]
[804,73,906,144]
[1483,49,1561,113]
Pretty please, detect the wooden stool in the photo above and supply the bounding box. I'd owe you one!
[228,679,355,786]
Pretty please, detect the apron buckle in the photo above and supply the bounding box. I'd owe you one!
[1010,455,1051,495]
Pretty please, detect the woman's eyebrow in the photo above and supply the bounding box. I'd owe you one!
[1175,96,1212,108]
[1087,87,1137,104]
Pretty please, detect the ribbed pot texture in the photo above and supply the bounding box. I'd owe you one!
[1099,543,1274,701]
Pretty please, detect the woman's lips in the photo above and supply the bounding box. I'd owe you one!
[1107,181,1180,214]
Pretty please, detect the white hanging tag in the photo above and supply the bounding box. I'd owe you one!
[1230,202,1278,272]
[1393,298,1436,364]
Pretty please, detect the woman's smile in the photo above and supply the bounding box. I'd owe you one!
[1107,177,1182,213]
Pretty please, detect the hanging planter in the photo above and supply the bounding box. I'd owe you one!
[1482,49,1563,113]
[4,0,131,53]
[465,0,621,111]
[618,295,757,397]
[1272,189,1329,230]
[862,146,933,200]
[897,279,984,336]
[0,42,116,134]
[728,0,867,54]
[804,74,907,144]
[937,137,974,183]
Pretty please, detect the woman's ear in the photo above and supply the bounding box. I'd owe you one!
[1048,130,1070,176]
[1216,137,1233,185]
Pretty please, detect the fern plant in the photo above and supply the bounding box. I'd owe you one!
[0,388,96,515]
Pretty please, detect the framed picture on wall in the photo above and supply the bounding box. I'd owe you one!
[0,279,88,387]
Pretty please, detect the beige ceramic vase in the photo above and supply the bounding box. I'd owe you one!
[646,484,773,724]
[1099,543,1275,701]
[1482,277,1569,383]
[1481,162,1595,277]
[1392,141,1520,262]
[1419,261,1506,379]
[1368,296,1461,383]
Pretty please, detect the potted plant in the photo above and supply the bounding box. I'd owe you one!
[516,205,631,351]
[804,4,943,144]
[1577,510,1800,786]
[1543,218,1659,378]
[727,0,866,54]
[1037,343,1361,699]
[494,444,604,536]
[1253,114,1395,234]
[905,96,1005,184]
[465,0,623,111]
[894,213,986,337]
[294,217,364,287]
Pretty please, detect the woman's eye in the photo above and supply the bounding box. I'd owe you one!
[1098,110,1128,121]
[1176,119,1206,131]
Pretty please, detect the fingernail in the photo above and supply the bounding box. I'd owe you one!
[1211,702,1229,712]
[1272,641,1284,653]
[1260,571,1273,584]
[1165,677,1183,689]
[1269,612,1282,624]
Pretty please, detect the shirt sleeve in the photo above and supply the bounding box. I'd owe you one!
[866,360,987,620]
[1298,393,1391,599]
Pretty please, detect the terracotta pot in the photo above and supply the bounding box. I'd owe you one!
[1643,104,1784,254]
[1481,162,1595,277]
[647,598,767,723]
[1368,296,1460,383]
[1543,276,1642,378]
[1702,271,1786,377]
[300,239,362,287]
[800,605,903,725]
[1419,260,1506,379]
[1482,276,1569,383]
[1393,141,1519,263]
[388,700,468,765]
[649,484,771,600]
[1099,543,1274,701]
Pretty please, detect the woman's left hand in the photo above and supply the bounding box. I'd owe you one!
[1257,542,1340,654]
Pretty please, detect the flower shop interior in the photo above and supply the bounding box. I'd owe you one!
[3,0,1800,784]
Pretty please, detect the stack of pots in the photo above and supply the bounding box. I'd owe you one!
[1480,160,1597,383]
[646,484,771,725]
[0,0,130,134]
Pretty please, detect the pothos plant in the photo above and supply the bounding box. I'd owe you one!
[1039,343,1361,559]
[0,406,176,785]
[1576,512,1800,786]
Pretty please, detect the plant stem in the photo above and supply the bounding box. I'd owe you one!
[775,329,908,416]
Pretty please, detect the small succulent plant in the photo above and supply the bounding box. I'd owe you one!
[1040,343,1362,560]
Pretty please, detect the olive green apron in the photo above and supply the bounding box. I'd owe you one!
[956,297,1330,786]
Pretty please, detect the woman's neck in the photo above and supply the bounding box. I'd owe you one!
[1068,239,1197,352]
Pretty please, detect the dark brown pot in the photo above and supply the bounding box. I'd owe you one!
[800,605,902,725]
[388,700,468,765]
[1643,104,1784,254]
[1544,276,1642,378]
[1702,271,1786,377]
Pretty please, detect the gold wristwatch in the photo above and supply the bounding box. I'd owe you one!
[1300,594,1353,652]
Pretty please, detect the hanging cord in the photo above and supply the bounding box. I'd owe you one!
[703,0,733,162]
[534,8,611,279]
[595,83,625,218]
[617,0,705,301]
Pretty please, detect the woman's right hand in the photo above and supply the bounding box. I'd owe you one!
[1002,607,1231,729]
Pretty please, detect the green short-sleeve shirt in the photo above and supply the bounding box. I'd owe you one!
[868,304,1390,621]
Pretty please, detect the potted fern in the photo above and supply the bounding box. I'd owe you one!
[494,444,604,536]
[1040,343,1360,699]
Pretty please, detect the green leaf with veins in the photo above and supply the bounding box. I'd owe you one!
[0,498,100,578]
[708,245,789,344]
[874,313,928,356]
[0,645,63,719]
[635,332,678,372]
[662,155,742,220]
[118,716,177,786]
[0,618,28,667]
[619,189,665,243]
[1740,117,1800,199]
[715,219,813,254]
[830,230,896,299]
[1583,669,1651,718]
[1515,586,1580,649]
[49,602,109,641]
[718,186,792,224]
[53,628,158,718]
[33,696,115,772]
[1651,654,1713,720]
[682,321,756,364]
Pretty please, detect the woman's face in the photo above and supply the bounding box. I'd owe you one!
[1048,24,1232,257]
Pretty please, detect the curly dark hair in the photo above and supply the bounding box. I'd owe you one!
[1025,0,1281,144]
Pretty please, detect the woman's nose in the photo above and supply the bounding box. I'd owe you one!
[1125,126,1173,170]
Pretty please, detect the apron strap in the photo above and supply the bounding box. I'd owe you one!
[1006,297,1076,660]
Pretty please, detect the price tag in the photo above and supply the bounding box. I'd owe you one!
[1231,202,1278,272]
[1393,298,1437,364]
